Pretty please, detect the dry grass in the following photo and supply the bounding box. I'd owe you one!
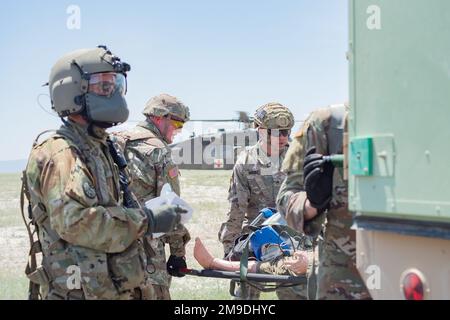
[0,170,276,300]
[0,173,22,227]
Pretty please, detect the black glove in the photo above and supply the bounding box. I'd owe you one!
[146,205,187,234]
[303,147,334,210]
[166,255,187,277]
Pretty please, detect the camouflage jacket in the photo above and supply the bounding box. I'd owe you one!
[277,104,351,247]
[25,121,148,300]
[219,142,288,253]
[257,248,315,279]
[113,120,190,257]
[277,105,372,300]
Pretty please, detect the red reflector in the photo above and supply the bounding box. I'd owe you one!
[402,272,424,300]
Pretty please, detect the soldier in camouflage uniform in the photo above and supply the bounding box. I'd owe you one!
[276,104,371,300]
[218,103,307,300]
[22,47,184,300]
[113,94,191,300]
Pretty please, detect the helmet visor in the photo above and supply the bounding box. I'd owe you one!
[88,72,126,98]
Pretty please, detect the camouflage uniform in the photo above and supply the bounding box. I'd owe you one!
[25,121,149,300]
[257,247,315,279]
[218,141,307,299]
[219,142,288,248]
[113,120,190,300]
[219,102,306,300]
[277,104,371,300]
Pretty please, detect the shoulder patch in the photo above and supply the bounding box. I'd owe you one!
[82,181,96,199]
[168,166,179,179]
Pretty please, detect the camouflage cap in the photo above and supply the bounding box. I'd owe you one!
[253,102,294,130]
[143,93,190,122]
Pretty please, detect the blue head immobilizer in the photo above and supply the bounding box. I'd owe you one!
[249,208,292,261]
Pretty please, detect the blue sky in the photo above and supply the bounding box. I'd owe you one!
[0,0,348,161]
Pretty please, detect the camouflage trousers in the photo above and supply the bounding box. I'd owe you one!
[316,237,371,300]
[276,285,308,300]
[142,238,172,300]
[45,286,145,300]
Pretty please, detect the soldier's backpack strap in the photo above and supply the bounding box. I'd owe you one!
[20,170,42,300]
[228,235,251,298]
[32,130,57,148]
[239,240,250,297]
[114,126,164,197]
[20,130,57,300]
[20,129,61,300]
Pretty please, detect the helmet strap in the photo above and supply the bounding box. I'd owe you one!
[60,116,70,126]
[71,60,90,94]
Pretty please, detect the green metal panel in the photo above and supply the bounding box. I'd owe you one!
[349,0,450,223]
[350,137,373,176]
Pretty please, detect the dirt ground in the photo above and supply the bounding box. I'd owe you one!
[0,170,277,300]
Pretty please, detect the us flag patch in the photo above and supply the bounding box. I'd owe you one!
[168,166,179,179]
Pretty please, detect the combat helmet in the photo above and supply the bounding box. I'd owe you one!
[143,93,190,122]
[48,45,131,126]
[253,102,294,130]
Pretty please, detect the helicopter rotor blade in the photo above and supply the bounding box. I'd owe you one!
[237,111,252,123]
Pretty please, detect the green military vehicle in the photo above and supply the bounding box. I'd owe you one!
[348,0,450,299]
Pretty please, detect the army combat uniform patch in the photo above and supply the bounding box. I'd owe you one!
[168,166,179,179]
[83,181,97,199]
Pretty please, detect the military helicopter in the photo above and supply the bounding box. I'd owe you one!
[124,110,303,170]
[170,111,258,170]
[170,111,303,170]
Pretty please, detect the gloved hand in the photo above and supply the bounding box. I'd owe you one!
[166,255,187,277]
[146,205,187,234]
[303,147,334,210]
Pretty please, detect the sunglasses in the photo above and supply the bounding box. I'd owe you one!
[170,118,185,129]
[267,129,291,137]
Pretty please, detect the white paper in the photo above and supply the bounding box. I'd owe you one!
[144,183,194,238]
